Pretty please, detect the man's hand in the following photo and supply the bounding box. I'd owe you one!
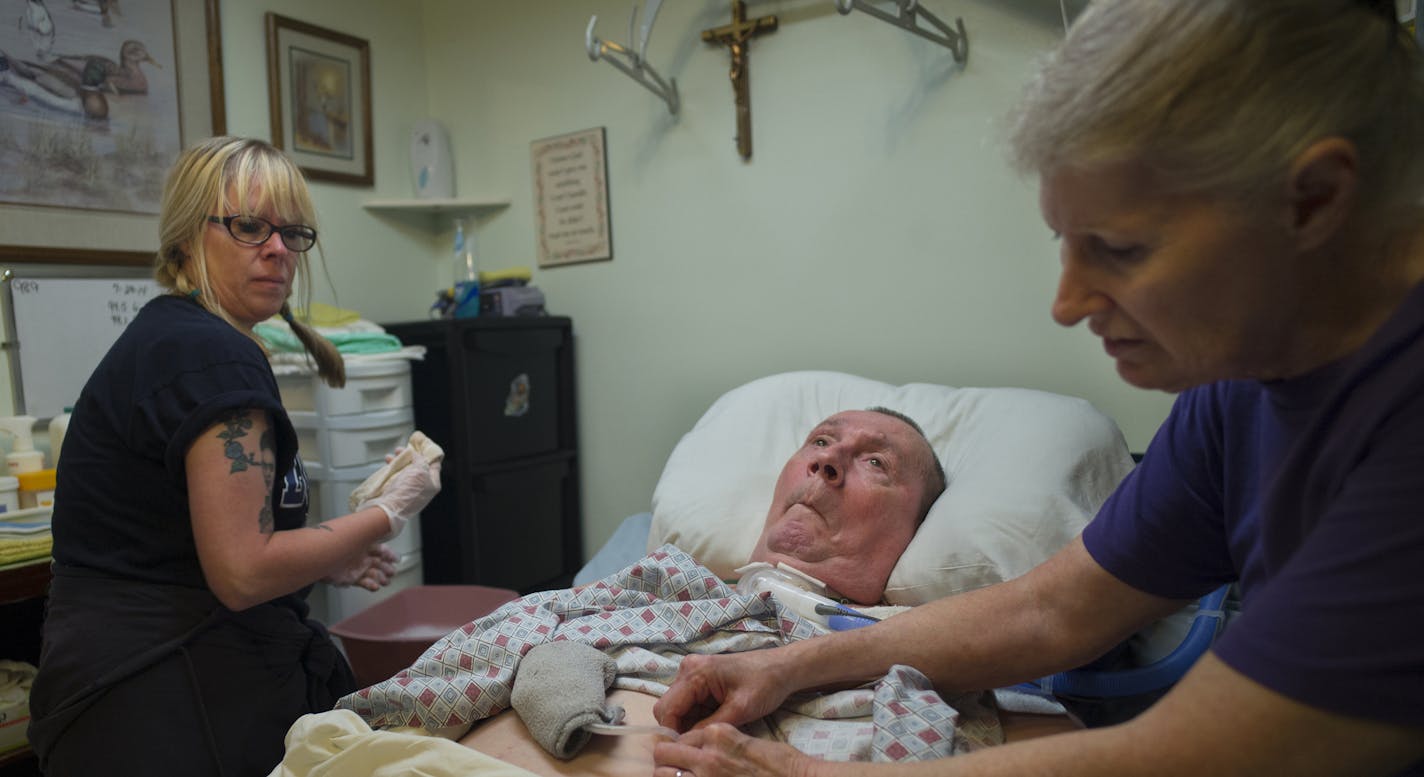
[323,543,399,591]
[655,720,814,774]
[654,652,797,733]
[654,723,813,777]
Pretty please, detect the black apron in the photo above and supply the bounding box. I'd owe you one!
[28,565,354,777]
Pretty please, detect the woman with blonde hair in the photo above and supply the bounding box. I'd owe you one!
[652,2,1424,775]
[28,136,441,776]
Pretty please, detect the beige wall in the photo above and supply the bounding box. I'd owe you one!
[2,0,1174,562]
[411,0,1174,556]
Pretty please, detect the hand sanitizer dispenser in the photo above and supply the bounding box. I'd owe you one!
[410,119,454,199]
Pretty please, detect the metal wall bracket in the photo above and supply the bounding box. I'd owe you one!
[835,0,968,64]
[585,0,681,116]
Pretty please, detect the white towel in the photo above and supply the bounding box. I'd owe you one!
[347,431,446,511]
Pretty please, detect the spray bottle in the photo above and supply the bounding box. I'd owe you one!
[0,416,43,474]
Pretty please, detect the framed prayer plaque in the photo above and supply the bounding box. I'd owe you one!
[531,127,612,267]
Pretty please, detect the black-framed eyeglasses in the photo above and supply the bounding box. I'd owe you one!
[206,215,317,252]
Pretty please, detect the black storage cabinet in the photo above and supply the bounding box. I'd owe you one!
[382,317,581,593]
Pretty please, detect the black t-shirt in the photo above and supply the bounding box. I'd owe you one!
[52,294,309,597]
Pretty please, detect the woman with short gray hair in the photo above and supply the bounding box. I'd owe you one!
[651,3,1424,775]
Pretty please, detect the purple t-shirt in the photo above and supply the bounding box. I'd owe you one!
[1084,283,1424,747]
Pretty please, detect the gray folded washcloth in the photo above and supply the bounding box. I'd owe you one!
[510,640,621,759]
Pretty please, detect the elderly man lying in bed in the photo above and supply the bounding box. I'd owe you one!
[273,402,1089,777]
[280,406,1083,776]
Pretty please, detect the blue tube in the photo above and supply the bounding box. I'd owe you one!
[827,614,881,631]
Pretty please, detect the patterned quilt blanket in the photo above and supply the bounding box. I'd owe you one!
[336,545,1000,762]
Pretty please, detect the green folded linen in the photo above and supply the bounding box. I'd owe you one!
[254,322,403,355]
[0,535,52,566]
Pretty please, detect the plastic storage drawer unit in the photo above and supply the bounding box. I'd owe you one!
[289,407,414,469]
[276,360,413,417]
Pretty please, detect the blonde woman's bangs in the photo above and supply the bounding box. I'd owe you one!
[223,150,317,228]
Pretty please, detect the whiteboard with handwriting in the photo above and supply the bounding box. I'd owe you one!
[5,276,160,419]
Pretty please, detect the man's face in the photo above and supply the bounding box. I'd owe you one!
[749,410,933,604]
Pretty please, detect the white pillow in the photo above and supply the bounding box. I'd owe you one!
[649,371,1135,606]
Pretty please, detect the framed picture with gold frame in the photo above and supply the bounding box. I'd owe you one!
[265,14,373,187]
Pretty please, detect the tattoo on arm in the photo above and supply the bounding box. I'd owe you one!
[219,412,260,473]
[216,411,278,534]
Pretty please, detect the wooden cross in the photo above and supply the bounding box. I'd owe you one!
[701,0,778,160]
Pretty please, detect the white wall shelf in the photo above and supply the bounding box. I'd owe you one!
[363,198,511,230]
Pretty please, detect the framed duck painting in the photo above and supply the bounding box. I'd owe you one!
[0,0,225,266]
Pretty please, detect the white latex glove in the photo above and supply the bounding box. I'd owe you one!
[323,543,399,591]
[348,431,446,509]
[354,450,441,541]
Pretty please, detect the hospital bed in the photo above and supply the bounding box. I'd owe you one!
[271,371,1145,777]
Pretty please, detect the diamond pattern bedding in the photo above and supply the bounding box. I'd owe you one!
[337,545,999,762]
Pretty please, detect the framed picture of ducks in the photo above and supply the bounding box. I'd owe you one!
[264,14,373,187]
[0,0,225,266]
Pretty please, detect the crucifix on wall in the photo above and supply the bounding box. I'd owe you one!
[701,0,778,161]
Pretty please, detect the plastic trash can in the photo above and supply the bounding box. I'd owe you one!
[329,584,520,688]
